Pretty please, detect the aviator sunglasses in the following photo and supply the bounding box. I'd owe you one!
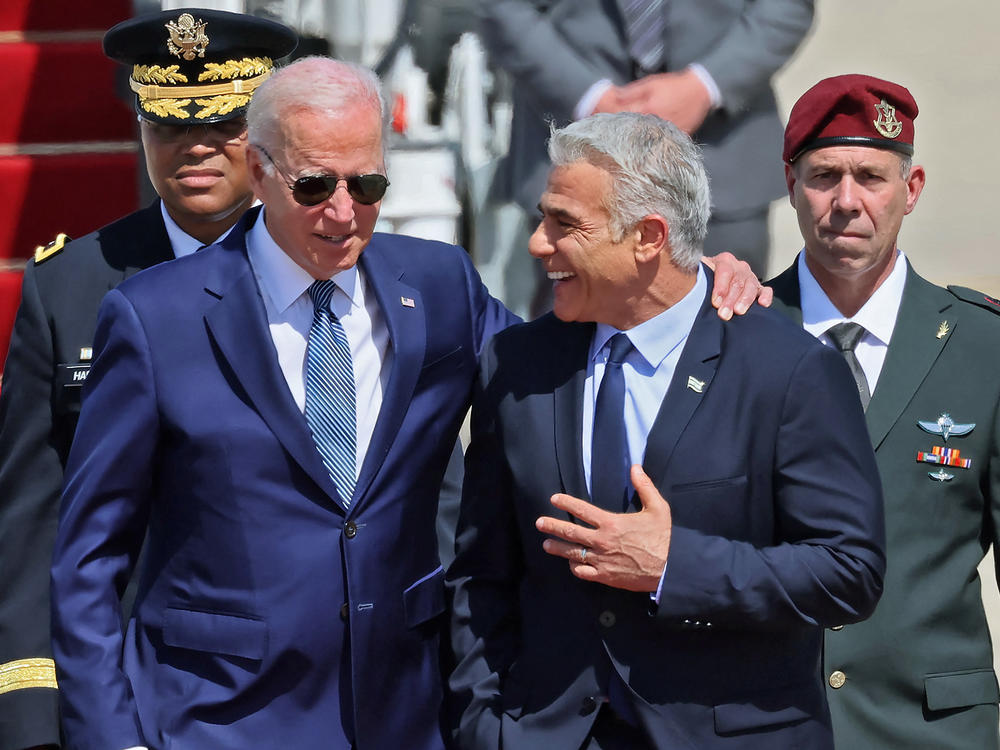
[255,145,389,206]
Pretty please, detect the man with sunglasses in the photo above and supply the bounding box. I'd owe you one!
[48,52,769,749]
[0,10,295,750]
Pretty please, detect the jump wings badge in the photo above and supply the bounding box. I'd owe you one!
[928,468,954,482]
[918,413,975,441]
[873,99,903,139]
[166,13,209,61]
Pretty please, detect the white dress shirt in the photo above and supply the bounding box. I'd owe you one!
[245,208,391,478]
[798,249,907,394]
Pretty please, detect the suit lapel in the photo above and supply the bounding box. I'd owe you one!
[552,322,593,503]
[349,240,426,513]
[642,285,722,491]
[769,258,956,451]
[203,211,343,508]
[865,266,955,449]
[124,201,178,279]
[765,263,804,327]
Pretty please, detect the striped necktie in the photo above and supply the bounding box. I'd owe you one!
[305,279,357,506]
[621,0,665,74]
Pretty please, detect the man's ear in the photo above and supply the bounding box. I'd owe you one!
[784,163,798,205]
[246,146,268,197]
[634,214,669,263]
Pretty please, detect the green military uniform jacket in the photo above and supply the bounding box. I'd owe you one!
[769,258,1000,749]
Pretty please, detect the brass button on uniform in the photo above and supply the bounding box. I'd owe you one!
[829,670,847,689]
[344,521,358,539]
[340,602,349,621]
[598,610,616,628]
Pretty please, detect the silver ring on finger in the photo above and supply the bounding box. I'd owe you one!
[580,546,588,563]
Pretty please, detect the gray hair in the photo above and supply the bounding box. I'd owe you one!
[247,55,387,167]
[898,154,913,179]
[547,112,710,271]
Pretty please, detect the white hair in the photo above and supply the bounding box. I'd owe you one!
[548,112,711,271]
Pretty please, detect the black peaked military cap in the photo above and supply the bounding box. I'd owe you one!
[103,8,297,125]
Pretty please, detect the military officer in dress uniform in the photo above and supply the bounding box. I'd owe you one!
[0,10,295,749]
[767,74,1000,749]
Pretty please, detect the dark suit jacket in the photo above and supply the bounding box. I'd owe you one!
[0,202,171,750]
[448,279,886,749]
[769,260,1000,749]
[479,0,814,217]
[50,207,515,750]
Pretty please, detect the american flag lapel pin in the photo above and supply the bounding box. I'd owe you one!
[401,296,415,308]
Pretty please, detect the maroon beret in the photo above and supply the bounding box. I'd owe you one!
[783,74,918,163]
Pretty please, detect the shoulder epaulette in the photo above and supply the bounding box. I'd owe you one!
[947,285,1000,315]
[33,232,71,265]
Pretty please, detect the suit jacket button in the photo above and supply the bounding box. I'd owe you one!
[580,696,599,715]
[340,602,349,621]
[344,521,358,539]
[829,670,847,689]
[598,610,616,628]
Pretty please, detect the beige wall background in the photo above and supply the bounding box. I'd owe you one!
[767,0,1000,674]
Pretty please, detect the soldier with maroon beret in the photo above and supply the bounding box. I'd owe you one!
[767,74,1000,749]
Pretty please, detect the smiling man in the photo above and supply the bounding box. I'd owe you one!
[448,111,886,750]
[47,55,516,750]
[768,74,1000,750]
[0,10,295,750]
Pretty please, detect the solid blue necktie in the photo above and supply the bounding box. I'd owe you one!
[305,279,357,506]
[591,333,633,512]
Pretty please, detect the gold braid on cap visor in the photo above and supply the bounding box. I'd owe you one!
[130,57,273,119]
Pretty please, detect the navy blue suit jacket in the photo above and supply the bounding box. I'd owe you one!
[50,207,514,750]
[448,280,886,749]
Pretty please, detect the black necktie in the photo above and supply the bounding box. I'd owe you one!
[591,333,633,512]
[826,322,871,411]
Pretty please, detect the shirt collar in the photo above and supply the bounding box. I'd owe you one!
[159,199,244,259]
[246,206,363,314]
[591,266,707,367]
[798,249,907,345]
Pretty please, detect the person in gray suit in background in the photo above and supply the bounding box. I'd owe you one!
[476,0,813,317]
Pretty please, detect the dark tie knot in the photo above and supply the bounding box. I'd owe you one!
[607,333,633,365]
[826,322,866,352]
[307,279,338,312]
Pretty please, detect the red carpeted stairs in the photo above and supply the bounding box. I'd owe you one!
[0,0,137,380]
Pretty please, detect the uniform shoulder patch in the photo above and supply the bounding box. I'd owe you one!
[947,285,1000,315]
[33,232,71,265]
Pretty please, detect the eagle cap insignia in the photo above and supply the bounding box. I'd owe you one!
[873,99,903,139]
[165,13,209,61]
